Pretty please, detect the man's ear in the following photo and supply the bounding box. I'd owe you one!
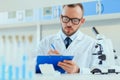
[81,18,85,24]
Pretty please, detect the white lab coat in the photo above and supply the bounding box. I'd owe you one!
[37,30,97,74]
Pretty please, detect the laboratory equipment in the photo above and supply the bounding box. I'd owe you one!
[91,27,120,74]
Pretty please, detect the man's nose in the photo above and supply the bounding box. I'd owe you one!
[67,20,73,26]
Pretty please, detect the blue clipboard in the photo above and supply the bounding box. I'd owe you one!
[36,55,73,73]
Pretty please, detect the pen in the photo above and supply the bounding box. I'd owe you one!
[51,44,56,50]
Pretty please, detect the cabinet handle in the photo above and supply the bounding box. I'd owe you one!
[96,0,104,14]
[101,3,104,14]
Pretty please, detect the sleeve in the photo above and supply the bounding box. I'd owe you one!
[30,38,49,62]
[36,38,49,55]
[80,40,97,74]
[79,67,91,74]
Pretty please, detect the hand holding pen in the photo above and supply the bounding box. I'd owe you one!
[48,44,59,55]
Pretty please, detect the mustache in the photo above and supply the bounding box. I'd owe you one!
[66,26,72,28]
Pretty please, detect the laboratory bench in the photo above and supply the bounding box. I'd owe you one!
[34,74,120,80]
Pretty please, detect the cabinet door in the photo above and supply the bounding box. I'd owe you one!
[82,1,98,16]
[102,0,120,14]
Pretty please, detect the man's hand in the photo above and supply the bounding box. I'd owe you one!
[58,60,80,74]
[48,49,59,55]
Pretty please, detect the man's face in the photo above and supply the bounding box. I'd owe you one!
[60,6,85,36]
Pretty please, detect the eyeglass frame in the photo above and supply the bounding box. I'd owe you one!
[61,15,82,25]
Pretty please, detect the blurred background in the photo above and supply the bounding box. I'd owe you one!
[0,0,120,79]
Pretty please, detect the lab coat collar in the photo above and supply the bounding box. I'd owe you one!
[76,31,84,41]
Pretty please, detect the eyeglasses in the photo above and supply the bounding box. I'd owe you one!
[61,15,82,25]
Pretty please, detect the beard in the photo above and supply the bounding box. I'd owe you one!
[62,27,76,36]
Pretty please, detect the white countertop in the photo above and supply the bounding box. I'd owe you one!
[34,74,120,80]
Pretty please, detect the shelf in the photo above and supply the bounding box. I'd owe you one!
[85,13,120,21]
[0,22,38,29]
[0,18,61,29]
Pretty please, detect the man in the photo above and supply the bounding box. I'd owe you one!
[37,3,96,74]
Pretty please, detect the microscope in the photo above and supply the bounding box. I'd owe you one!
[91,27,120,74]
